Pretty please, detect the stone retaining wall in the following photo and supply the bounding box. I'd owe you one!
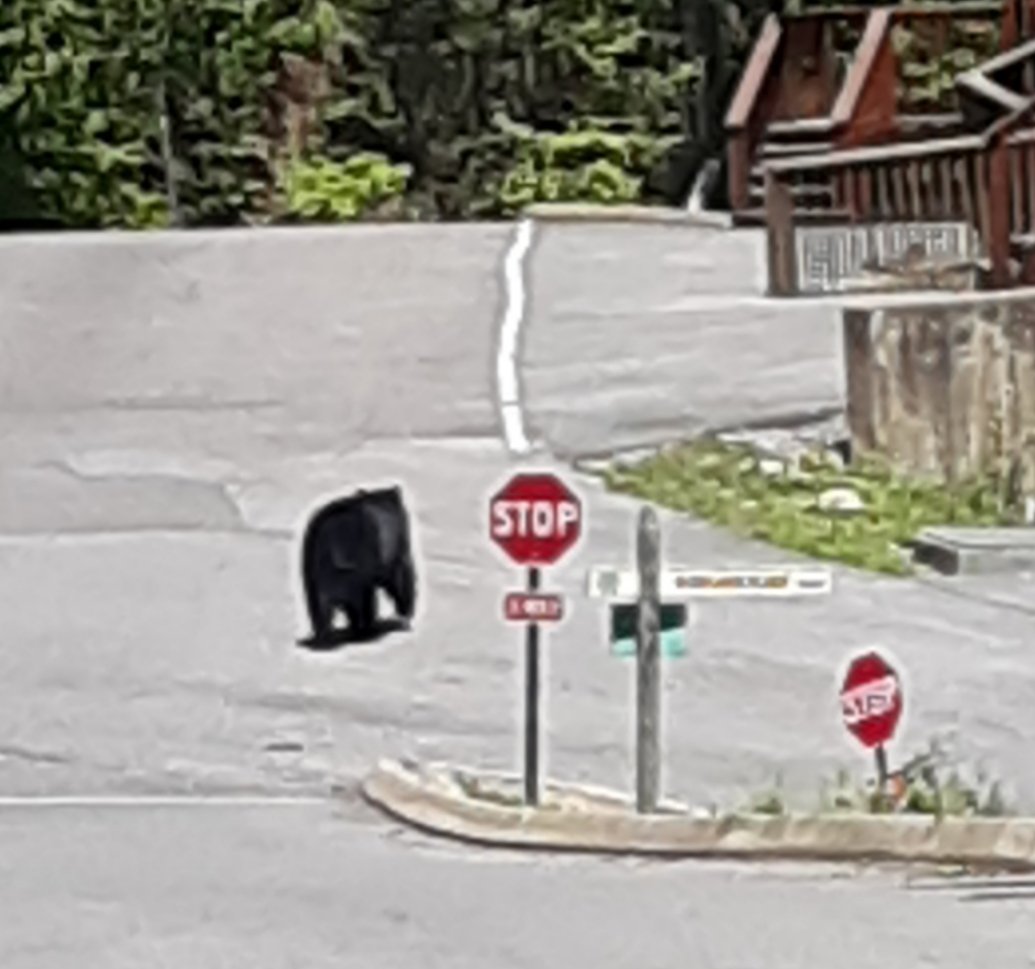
[843,291,1035,488]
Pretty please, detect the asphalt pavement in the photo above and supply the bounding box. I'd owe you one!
[0,220,1032,967]
[6,804,1035,969]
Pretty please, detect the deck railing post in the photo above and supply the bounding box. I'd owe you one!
[986,132,1013,288]
[765,168,798,296]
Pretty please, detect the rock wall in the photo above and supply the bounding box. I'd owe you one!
[843,293,1035,489]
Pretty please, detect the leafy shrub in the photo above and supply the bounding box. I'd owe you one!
[277,152,412,221]
[498,127,680,211]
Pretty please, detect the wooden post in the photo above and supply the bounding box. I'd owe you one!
[635,505,662,814]
[989,133,1013,287]
[1001,0,1019,51]
[728,133,752,213]
[765,168,798,296]
[986,133,1013,288]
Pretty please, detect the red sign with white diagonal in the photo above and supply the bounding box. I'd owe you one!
[839,650,903,749]
[504,592,564,623]
[489,472,583,567]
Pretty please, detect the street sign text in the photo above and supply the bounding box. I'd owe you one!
[505,592,565,623]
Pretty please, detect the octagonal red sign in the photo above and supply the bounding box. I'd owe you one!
[839,650,903,749]
[489,472,583,567]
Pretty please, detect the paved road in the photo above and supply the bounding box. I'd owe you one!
[523,223,846,456]
[7,803,1035,969]
[1,221,1033,967]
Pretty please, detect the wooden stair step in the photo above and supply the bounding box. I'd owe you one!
[765,118,837,139]
[758,140,835,158]
[731,207,853,226]
[748,187,836,206]
[750,171,834,193]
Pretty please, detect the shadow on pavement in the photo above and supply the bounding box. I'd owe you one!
[296,618,412,653]
[958,889,1035,903]
[907,876,1035,903]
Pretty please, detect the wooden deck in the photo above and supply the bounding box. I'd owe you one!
[726,0,1035,294]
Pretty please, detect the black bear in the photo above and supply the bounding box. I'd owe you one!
[299,485,417,645]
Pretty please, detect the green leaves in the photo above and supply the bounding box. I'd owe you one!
[498,128,656,212]
[891,16,1001,113]
[277,152,411,221]
[600,438,1020,578]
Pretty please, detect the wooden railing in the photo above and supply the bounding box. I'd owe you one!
[725,13,783,212]
[813,7,899,149]
[760,14,1035,297]
[762,113,1035,294]
[725,2,1010,210]
[1006,126,1035,236]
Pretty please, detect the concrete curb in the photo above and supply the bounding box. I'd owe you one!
[911,526,1035,577]
[523,203,734,229]
[360,759,1035,869]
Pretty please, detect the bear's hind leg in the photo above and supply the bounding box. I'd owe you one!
[344,584,377,638]
[387,555,417,623]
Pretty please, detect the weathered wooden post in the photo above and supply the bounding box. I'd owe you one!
[985,132,1012,289]
[635,506,662,814]
[765,168,798,296]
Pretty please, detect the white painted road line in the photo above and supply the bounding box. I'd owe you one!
[496,218,535,455]
[0,795,329,808]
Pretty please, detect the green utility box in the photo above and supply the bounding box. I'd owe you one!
[609,603,688,658]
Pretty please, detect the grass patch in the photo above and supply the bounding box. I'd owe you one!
[742,740,1014,819]
[600,439,1022,576]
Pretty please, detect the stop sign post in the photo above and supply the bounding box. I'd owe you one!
[489,472,584,806]
[839,649,904,795]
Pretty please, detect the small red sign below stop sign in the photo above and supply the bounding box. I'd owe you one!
[840,650,904,749]
[489,472,583,567]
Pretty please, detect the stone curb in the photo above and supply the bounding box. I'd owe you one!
[360,759,1035,869]
[523,203,733,229]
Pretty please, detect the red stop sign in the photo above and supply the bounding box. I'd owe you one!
[840,650,903,749]
[489,472,583,566]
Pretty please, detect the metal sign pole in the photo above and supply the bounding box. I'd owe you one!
[524,565,541,807]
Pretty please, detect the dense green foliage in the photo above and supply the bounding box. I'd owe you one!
[0,0,1008,228]
[0,0,762,228]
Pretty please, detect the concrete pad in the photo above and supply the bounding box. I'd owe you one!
[913,527,1035,576]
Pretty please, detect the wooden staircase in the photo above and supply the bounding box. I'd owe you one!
[740,121,841,224]
[725,2,1010,226]
[726,0,1035,295]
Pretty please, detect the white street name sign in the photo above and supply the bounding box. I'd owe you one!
[586,565,833,600]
